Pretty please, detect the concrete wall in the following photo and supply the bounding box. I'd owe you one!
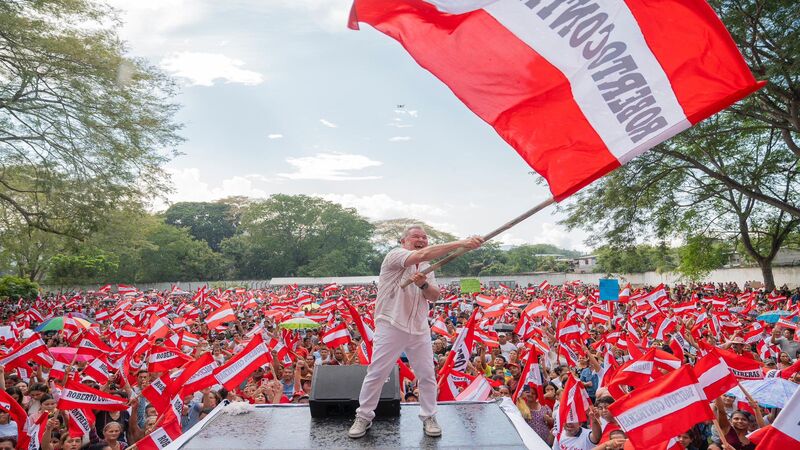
[42,266,799,292]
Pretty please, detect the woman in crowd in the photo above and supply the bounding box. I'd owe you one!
[714,396,764,450]
[516,385,553,445]
[99,422,126,450]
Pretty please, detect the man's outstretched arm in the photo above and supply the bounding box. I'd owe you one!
[404,237,483,268]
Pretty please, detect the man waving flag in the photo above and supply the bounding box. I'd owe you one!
[349,0,762,201]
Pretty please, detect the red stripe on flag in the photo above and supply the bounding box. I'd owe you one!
[621,0,763,124]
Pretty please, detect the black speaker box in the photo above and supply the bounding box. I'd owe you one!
[309,364,401,418]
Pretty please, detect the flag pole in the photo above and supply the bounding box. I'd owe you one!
[400,197,556,288]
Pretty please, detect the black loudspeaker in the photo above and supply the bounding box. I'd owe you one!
[309,365,401,418]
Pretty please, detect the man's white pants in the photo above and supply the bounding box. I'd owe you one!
[356,322,437,422]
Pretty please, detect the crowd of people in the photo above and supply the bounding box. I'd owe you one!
[0,277,797,450]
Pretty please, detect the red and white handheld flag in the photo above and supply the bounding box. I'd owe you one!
[455,375,493,402]
[205,301,236,330]
[57,380,129,411]
[117,284,137,295]
[694,352,738,400]
[213,334,271,390]
[321,322,352,348]
[609,365,713,449]
[557,374,590,438]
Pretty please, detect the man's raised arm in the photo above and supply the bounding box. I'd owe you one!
[404,237,483,268]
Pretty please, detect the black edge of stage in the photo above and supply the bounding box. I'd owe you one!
[171,400,547,450]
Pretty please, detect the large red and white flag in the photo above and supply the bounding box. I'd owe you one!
[557,374,590,438]
[57,380,129,411]
[0,388,29,449]
[694,352,738,400]
[609,365,713,449]
[431,315,452,339]
[512,348,543,402]
[321,322,352,348]
[205,301,236,330]
[213,334,271,390]
[456,375,493,401]
[147,346,192,373]
[522,299,548,318]
[66,407,96,438]
[178,353,219,397]
[711,346,764,380]
[749,383,800,449]
[350,0,762,200]
[0,334,54,369]
[117,284,137,295]
[134,417,183,450]
[75,332,113,359]
[141,372,173,414]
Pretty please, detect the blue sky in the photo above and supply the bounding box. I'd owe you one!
[110,0,590,251]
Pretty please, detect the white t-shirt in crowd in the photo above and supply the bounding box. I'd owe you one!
[0,420,17,438]
[499,342,516,360]
[552,427,595,450]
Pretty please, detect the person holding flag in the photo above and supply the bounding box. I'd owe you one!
[348,225,483,439]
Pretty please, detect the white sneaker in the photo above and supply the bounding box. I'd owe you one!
[423,416,442,437]
[348,417,372,439]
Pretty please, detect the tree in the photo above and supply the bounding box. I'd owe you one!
[713,0,800,160]
[0,275,38,300]
[0,0,181,237]
[0,204,65,281]
[137,223,229,283]
[676,236,729,281]
[164,202,239,251]
[46,208,227,284]
[594,244,677,275]
[561,115,798,290]
[221,195,376,278]
[47,250,119,286]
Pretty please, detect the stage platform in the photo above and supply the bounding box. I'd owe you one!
[170,400,548,450]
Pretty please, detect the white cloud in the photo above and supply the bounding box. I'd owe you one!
[268,134,284,139]
[161,168,270,207]
[497,233,527,247]
[388,136,411,142]
[316,193,448,220]
[160,52,264,86]
[106,0,208,55]
[319,119,338,128]
[388,123,413,128]
[278,153,382,181]
[536,222,588,252]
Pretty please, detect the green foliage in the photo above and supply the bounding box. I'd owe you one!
[0,0,181,237]
[221,195,376,278]
[137,222,229,283]
[164,201,239,252]
[676,236,729,281]
[0,275,38,300]
[560,114,798,290]
[43,208,227,284]
[438,243,575,276]
[48,250,118,286]
[0,207,66,281]
[595,244,677,274]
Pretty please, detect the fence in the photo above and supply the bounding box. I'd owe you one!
[41,266,800,292]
